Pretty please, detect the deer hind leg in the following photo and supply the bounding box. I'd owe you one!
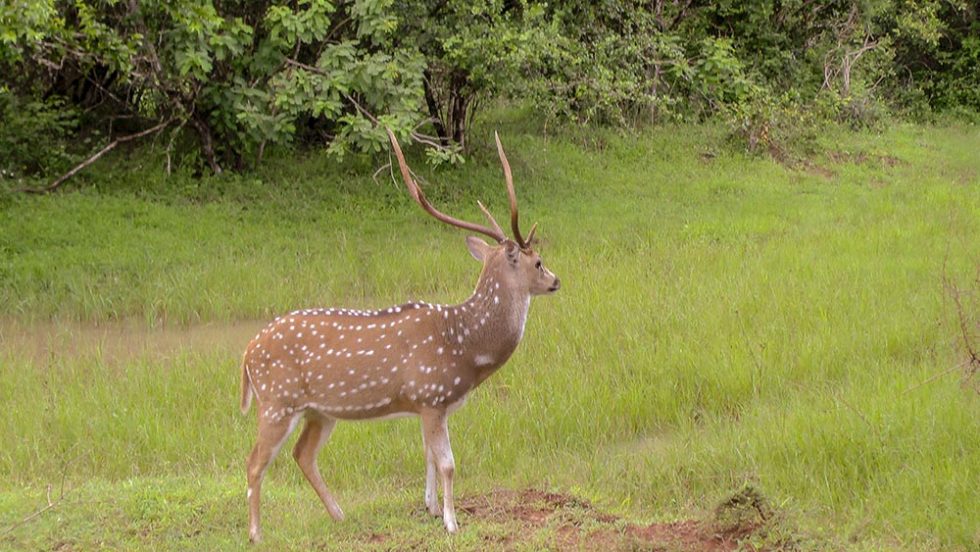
[420,420,442,517]
[292,414,345,521]
[421,410,457,533]
[246,413,300,543]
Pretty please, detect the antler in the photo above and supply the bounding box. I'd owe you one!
[387,128,506,243]
[494,131,534,248]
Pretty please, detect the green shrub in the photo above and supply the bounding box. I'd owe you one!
[0,92,81,180]
[723,90,819,159]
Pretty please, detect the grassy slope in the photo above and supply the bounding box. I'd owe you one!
[1,119,978,550]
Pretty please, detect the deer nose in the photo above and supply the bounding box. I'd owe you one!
[549,277,561,292]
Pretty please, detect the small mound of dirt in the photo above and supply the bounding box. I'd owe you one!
[451,488,777,551]
[779,149,905,181]
[711,484,773,542]
[826,150,904,168]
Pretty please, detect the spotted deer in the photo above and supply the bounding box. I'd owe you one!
[239,128,560,542]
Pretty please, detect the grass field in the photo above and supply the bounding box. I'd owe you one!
[1,116,979,550]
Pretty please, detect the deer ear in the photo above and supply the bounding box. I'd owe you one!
[466,236,490,261]
[504,240,521,265]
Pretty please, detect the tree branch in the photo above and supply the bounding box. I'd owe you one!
[1,448,81,537]
[16,119,172,194]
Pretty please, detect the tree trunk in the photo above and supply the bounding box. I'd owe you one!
[191,116,222,175]
[423,68,451,147]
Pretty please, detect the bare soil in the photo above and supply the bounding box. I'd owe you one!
[448,488,775,551]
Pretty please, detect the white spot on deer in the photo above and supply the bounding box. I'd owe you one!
[436,347,444,355]
[475,354,493,366]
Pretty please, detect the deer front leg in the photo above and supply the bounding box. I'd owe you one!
[421,420,442,517]
[421,409,458,533]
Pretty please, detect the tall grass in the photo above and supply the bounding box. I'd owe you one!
[1,121,978,549]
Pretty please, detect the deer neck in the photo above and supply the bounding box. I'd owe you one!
[442,269,530,383]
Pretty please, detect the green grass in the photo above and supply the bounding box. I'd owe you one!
[1,118,979,550]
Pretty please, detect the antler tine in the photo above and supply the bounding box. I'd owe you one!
[494,131,526,248]
[476,200,505,238]
[525,222,538,245]
[386,128,505,242]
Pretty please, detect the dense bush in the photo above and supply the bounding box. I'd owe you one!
[0,0,977,179]
[0,93,82,180]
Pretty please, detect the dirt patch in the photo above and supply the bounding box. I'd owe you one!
[778,149,905,181]
[826,150,904,168]
[797,159,836,179]
[446,488,781,551]
[0,318,264,366]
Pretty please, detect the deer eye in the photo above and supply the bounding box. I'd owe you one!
[535,260,542,270]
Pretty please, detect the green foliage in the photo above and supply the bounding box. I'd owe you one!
[395,0,558,146]
[723,90,815,158]
[0,1,429,173]
[1,0,978,177]
[0,92,82,180]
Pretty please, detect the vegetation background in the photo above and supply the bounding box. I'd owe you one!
[1,1,979,550]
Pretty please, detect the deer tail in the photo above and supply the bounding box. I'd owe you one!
[240,353,253,415]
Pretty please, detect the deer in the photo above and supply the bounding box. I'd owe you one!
[238,128,560,542]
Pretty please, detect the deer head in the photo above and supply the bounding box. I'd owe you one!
[387,128,560,300]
